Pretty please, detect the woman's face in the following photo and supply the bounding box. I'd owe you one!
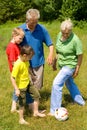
[61,29,71,40]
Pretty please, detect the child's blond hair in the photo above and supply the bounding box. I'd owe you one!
[12,27,25,38]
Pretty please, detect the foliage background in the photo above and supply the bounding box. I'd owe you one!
[0,0,87,24]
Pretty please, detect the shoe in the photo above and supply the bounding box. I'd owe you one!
[19,119,29,125]
[33,112,46,117]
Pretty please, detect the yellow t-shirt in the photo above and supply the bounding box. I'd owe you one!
[11,58,30,89]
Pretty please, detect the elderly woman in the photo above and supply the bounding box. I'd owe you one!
[49,19,85,116]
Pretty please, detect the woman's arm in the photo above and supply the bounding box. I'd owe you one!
[73,54,83,78]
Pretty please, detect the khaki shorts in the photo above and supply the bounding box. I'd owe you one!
[19,84,40,108]
[29,65,44,90]
[18,88,27,108]
[27,84,41,100]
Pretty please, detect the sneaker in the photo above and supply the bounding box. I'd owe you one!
[19,119,29,125]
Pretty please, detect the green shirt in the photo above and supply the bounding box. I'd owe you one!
[11,58,30,89]
[56,32,83,68]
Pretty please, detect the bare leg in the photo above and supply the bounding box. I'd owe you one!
[33,100,46,117]
[28,102,46,114]
[19,107,29,125]
[11,100,17,113]
[28,103,34,111]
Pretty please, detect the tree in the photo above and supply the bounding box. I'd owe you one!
[31,0,62,21]
[59,0,87,21]
[0,0,31,23]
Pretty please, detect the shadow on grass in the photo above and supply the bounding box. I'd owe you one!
[40,90,51,101]
[24,93,86,116]
[24,90,51,116]
[62,94,86,107]
[39,90,51,110]
[62,94,74,107]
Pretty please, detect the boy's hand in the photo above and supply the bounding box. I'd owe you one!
[29,66,37,82]
[15,89,20,96]
[31,75,37,82]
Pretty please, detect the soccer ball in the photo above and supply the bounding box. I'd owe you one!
[54,107,68,121]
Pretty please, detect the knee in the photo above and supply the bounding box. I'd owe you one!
[32,91,41,100]
[53,79,63,88]
[52,83,63,92]
[52,84,58,91]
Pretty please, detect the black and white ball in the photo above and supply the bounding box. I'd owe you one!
[55,107,68,121]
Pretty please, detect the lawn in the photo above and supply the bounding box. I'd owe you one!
[0,20,87,130]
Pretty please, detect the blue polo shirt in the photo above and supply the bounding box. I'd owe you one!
[19,23,52,68]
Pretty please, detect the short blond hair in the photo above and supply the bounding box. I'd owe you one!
[26,9,40,21]
[12,27,25,38]
[60,19,73,31]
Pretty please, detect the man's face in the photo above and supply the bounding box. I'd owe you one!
[27,18,38,31]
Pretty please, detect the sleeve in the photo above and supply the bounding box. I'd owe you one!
[56,32,61,54]
[11,62,20,78]
[74,36,83,55]
[42,26,52,46]
[9,46,17,61]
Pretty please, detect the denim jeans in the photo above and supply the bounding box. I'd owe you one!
[13,90,18,102]
[50,66,85,114]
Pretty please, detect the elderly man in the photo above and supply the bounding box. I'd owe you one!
[18,9,53,117]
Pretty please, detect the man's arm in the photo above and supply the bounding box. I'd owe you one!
[46,45,54,65]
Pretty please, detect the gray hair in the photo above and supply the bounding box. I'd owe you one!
[26,9,40,21]
[60,19,73,31]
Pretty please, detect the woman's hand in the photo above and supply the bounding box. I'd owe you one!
[52,57,57,71]
[72,65,79,78]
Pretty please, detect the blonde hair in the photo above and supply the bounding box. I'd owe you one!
[12,27,25,38]
[60,19,73,31]
[26,9,40,22]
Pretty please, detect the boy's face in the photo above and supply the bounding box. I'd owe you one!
[14,35,24,44]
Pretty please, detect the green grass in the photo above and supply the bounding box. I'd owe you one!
[0,20,87,130]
